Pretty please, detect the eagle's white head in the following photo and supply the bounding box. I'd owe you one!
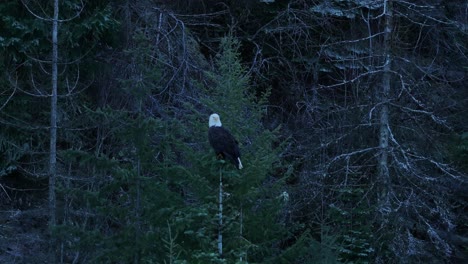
[209,113,222,127]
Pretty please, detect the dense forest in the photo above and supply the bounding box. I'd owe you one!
[1,0,467,263]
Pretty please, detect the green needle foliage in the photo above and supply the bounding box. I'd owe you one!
[175,36,322,263]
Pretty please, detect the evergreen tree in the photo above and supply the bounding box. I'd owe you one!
[170,36,325,263]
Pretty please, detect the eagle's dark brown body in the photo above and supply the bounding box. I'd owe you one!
[208,114,243,169]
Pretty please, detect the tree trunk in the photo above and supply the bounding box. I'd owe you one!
[134,158,141,264]
[49,0,59,262]
[378,0,393,213]
[218,167,223,257]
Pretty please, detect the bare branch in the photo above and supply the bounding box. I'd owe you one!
[0,78,17,112]
[21,0,85,22]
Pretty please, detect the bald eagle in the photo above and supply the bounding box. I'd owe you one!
[208,113,243,169]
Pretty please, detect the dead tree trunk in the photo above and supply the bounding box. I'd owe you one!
[218,166,223,257]
[48,0,59,262]
[378,0,393,213]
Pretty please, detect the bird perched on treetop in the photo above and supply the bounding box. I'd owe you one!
[208,113,243,169]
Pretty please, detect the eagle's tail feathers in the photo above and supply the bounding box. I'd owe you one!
[237,158,243,170]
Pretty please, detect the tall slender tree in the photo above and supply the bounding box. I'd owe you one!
[0,0,117,261]
[48,0,59,261]
[377,0,393,213]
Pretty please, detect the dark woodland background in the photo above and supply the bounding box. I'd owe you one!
[0,0,467,263]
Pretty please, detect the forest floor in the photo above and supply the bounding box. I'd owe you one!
[1,175,48,263]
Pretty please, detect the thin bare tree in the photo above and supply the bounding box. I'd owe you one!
[377,0,393,214]
[20,0,84,261]
[48,0,59,262]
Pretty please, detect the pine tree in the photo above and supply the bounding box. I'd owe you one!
[53,25,174,262]
[168,36,319,263]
